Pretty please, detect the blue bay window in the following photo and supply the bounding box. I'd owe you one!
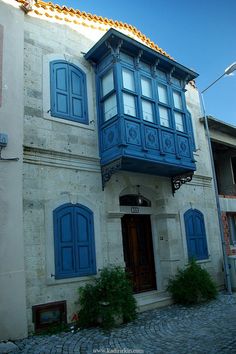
[50,60,88,124]
[85,29,198,188]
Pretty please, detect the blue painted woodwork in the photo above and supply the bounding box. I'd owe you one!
[50,61,88,124]
[85,29,198,181]
[184,209,208,260]
[53,203,96,279]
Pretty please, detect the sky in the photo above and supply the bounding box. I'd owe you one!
[55,0,236,126]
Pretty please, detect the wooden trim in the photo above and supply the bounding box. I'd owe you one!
[32,300,67,332]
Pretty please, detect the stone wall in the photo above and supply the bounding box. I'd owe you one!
[22,8,224,333]
[0,0,27,340]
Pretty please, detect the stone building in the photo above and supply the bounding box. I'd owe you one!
[0,0,225,340]
[207,117,236,257]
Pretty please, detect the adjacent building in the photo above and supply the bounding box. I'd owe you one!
[207,116,236,256]
[0,0,226,340]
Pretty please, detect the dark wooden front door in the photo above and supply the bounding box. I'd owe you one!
[121,214,157,293]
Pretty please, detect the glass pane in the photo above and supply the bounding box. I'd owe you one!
[159,106,169,127]
[175,112,184,131]
[122,68,135,91]
[120,52,134,65]
[229,215,236,245]
[140,61,151,73]
[104,94,117,121]
[157,69,166,81]
[123,93,136,116]
[102,70,114,97]
[173,91,183,110]
[142,100,154,122]
[158,84,168,104]
[172,76,181,87]
[141,77,152,98]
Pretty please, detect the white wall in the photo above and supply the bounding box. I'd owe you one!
[0,0,27,340]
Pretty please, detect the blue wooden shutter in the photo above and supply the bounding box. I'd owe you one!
[54,204,96,279]
[69,66,88,123]
[184,209,208,260]
[50,61,70,119]
[74,205,96,276]
[54,204,76,278]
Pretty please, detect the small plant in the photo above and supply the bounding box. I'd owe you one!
[167,259,218,305]
[78,266,137,329]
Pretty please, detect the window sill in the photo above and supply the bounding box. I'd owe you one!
[46,274,96,286]
[196,258,211,264]
[44,113,95,131]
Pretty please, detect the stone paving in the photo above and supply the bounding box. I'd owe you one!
[6,293,236,354]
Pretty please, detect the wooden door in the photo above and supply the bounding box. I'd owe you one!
[121,214,157,293]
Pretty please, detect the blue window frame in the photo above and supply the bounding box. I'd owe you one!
[98,51,195,141]
[184,209,209,260]
[50,60,88,124]
[53,203,96,279]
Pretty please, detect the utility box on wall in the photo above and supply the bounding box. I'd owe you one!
[0,133,8,147]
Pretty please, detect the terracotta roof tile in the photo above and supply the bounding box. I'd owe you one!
[16,0,173,60]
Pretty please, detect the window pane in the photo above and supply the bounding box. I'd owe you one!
[232,156,236,183]
[172,76,181,87]
[159,106,169,127]
[104,94,117,121]
[140,61,151,73]
[158,84,168,104]
[175,112,184,131]
[173,91,183,110]
[157,69,166,81]
[122,68,135,91]
[142,100,154,122]
[123,93,136,116]
[229,215,236,245]
[141,77,152,98]
[120,52,134,65]
[102,70,114,96]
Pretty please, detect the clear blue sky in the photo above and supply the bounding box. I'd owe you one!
[55,0,236,126]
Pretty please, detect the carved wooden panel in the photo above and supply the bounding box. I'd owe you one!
[162,131,175,154]
[102,122,119,150]
[178,135,190,158]
[125,121,141,146]
[145,126,159,150]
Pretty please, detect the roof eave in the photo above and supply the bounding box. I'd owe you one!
[85,28,198,81]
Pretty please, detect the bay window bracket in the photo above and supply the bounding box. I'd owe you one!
[101,158,122,189]
[151,59,160,78]
[171,172,193,195]
[135,50,143,69]
[168,66,175,84]
[183,74,191,88]
[105,39,123,62]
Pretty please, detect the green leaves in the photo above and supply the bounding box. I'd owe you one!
[167,259,218,305]
[78,266,137,329]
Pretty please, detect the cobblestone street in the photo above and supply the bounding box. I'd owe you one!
[9,293,236,354]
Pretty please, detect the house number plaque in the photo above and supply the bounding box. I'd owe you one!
[131,207,140,214]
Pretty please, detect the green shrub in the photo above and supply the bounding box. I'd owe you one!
[78,266,137,329]
[167,259,218,305]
